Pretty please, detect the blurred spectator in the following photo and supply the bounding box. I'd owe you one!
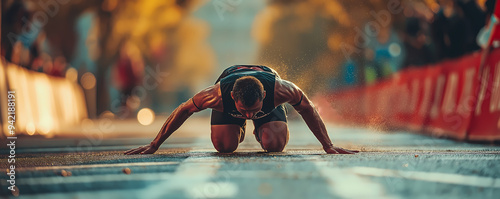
[431,0,485,60]
[485,0,498,20]
[1,1,37,68]
[456,0,486,51]
[330,59,360,90]
[112,41,144,117]
[71,11,99,74]
[1,1,69,77]
[477,0,498,48]
[50,56,68,77]
[402,17,435,68]
[1,1,25,60]
[364,23,405,82]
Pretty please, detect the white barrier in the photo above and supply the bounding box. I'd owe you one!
[1,61,87,137]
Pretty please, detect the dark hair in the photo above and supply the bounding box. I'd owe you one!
[232,76,265,107]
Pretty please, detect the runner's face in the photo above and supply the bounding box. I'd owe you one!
[234,100,263,119]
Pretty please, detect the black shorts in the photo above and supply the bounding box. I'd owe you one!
[210,105,287,131]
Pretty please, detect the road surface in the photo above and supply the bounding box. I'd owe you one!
[1,117,499,198]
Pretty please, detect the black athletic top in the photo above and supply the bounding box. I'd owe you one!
[215,65,278,119]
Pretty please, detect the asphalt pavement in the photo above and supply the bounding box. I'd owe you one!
[1,117,499,199]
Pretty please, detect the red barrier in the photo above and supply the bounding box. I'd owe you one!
[388,69,427,131]
[313,50,500,141]
[467,49,500,141]
[407,67,441,131]
[423,53,480,139]
[465,1,500,141]
[313,1,500,141]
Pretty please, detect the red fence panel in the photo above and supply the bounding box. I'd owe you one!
[467,49,500,141]
[423,53,480,139]
[313,51,492,141]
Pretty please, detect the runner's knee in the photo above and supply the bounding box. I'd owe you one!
[258,123,288,152]
[213,141,237,153]
[211,125,240,153]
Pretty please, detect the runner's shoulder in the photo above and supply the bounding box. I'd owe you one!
[192,83,222,110]
[274,79,302,106]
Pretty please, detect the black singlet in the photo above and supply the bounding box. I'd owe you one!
[215,65,278,120]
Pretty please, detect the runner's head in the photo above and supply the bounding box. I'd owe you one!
[231,76,266,119]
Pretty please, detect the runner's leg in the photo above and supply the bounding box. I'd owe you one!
[253,105,288,152]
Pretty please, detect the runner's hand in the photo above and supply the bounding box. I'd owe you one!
[324,146,359,154]
[124,144,158,155]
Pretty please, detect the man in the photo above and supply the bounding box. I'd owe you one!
[125,65,358,154]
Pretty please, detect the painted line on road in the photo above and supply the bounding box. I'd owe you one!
[349,167,500,188]
[424,156,500,160]
[2,160,238,199]
[16,162,179,171]
[3,172,176,186]
[140,139,238,199]
[14,144,192,153]
[3,162,219,185]
[313,161,401,199]
[140,159,237,199]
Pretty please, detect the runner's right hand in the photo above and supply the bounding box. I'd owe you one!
[324,146,359,154]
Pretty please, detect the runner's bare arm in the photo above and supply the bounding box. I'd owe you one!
[275,80,358,154]
[124,84,221,155]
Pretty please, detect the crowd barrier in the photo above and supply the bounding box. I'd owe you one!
[0,61,88,138]
[314,48,500,142]
[315,2,500,142]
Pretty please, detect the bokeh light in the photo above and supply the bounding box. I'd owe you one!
[126,96,141,110]
[389,43,402,57]
[26,123,36,136]
[65,67,78,83]
[137,108,155,126]
[100,111,116,119]
[81,72,96,89]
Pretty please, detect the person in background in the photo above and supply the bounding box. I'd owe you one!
[363,23,405,83]
[402,17,435,68]
[477,0,498,49]
[431,0,485,60]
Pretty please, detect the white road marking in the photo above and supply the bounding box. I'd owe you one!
[313,162,400,199]
[10,155,238,198]
[12,172,176,185]
[141,139,238,199]
[16,162,179,171]
[349,166,500,188]
[16,144,192,153]
[424,156,500,160]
